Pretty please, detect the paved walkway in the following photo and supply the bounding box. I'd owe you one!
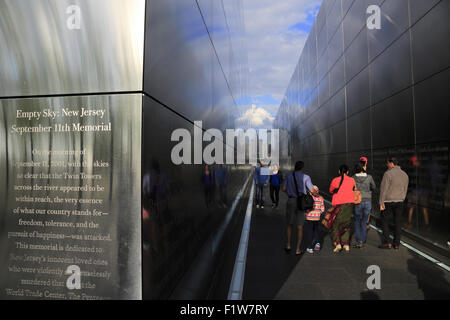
[243,188,450,300]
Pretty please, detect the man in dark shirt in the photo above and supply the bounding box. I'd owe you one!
[282,161,315,255]
[254,161,270,208]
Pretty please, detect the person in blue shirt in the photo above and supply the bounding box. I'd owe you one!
[281,161,315,255]
[269,164,283,209]
[254,161,270,209]
[202,164,215,208]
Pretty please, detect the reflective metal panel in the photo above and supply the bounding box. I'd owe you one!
[343,0,366,48]
[317,27,328,63]
[318,75,330,108]
[326,0,342,43]
[328,25,344,70]
[0,94,142,299]
[414,69,450,144]
[0,0,145,97]
[347,109,371,151]
[370,32,412,105]
[329,56,345,97]
[411,0,450,83]
[409,0,440,25]
[344,27,368,82]
[371,88,414,149]
[330,121,346,153]
[141,96,248,299]
[144,0,213,123]
[367,0,409,60]
[346,66,370,116]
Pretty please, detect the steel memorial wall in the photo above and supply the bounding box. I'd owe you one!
[275,0,450,247]
[0,0,249,299]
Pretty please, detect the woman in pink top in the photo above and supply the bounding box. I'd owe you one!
[328,164,356,253]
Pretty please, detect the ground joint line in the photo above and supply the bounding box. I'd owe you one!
[228,181,255,300]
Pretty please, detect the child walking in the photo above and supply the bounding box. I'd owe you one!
[305,186,325,253]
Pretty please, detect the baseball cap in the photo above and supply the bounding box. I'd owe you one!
[360,157,368,163]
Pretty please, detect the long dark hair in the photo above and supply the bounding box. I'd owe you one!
[333,164,349,194]
[354,163,365,174]
[339,164,349,176]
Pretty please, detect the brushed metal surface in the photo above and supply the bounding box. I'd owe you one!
[0,0,145,97]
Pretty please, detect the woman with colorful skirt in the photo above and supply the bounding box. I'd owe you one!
[329,164,356,253]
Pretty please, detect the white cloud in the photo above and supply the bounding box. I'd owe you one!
[243,0,322,117]
[236,106,275,128]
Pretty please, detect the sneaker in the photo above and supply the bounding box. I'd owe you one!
[261,205,264,209]
[256,205,260,209]
[333,244,342,253]
[306,248,314,254]
[314,243,321,251]
[343,245,350,252]
[353,243,362,249]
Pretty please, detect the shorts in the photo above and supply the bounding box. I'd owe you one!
[285,197,305,226]
[407,192,428,207]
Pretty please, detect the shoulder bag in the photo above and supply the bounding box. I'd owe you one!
[292,171,314,211]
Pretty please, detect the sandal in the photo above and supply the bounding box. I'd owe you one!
[295,250,302,255]
[333,244,342,253]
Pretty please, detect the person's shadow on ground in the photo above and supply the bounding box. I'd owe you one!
[360,291,380,300]
[407,256,450,299]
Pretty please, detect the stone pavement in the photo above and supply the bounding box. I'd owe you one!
[243,188,450,300]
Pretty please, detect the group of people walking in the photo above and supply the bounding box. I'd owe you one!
[254,161,283,209]
[255,156,409,254]
[202,164,228,208]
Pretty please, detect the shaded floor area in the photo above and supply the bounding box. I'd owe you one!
[243,187,450,300]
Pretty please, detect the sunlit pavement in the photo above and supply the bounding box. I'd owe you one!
[243,187,450,300]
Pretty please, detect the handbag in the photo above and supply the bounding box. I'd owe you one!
[292,171,314,211]
[320,205,341,229]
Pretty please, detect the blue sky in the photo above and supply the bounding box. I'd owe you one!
[237,0,322,129]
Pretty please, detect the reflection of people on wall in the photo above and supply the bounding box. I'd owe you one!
[445,173,450,247]
[445,173,450,209]
[407,155,430,231]
[149,160,170,223]
[269,164,283,209]
[142,170,158,256]
[142,159,170,255]
[429,155,443,205]
[215,164,228,208]
[202,164,215,208]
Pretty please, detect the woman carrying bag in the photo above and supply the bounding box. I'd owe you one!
[328,164,358,253]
